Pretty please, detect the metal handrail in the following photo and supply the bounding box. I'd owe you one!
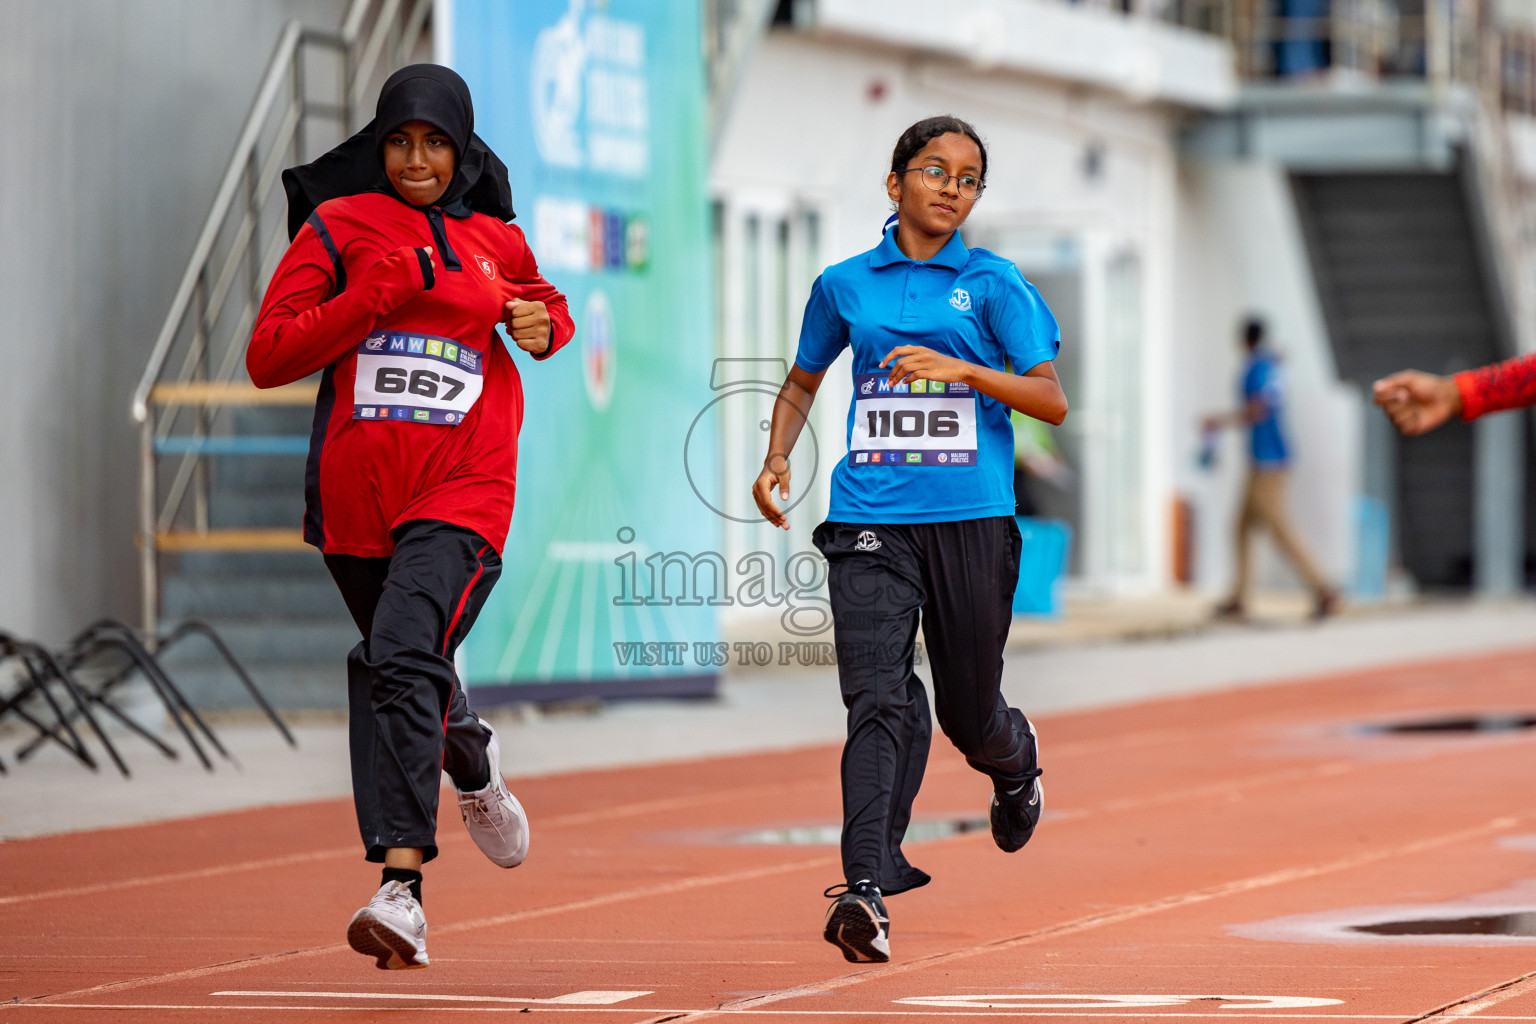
[131,21,316,425]
[134,0,430,424]
[133,0,432,639]
[706,0,778,154]
[351,0,407,115]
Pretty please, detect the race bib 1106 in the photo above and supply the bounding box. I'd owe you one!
[849,373,978,467]
[352,331,484,426]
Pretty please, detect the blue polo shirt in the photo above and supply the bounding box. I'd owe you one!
[795,228,1060,524]
[1242,350,1289,467]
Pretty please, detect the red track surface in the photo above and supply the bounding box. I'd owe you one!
[7,647,1536,1021]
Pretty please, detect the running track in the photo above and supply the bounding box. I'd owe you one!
[6,647,1536,1021]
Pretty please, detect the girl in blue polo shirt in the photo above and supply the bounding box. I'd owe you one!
[752,115,1067,964]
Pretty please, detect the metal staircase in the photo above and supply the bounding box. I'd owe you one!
[130,0,432,705]
[1292,170,1513,587]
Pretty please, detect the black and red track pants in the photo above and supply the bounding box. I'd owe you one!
[325,518,500,864]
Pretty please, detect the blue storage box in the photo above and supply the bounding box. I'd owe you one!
[1352,496,1390,602]
[1013,516,1072,618]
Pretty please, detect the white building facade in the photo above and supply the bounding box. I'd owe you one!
[711,0,1355,603]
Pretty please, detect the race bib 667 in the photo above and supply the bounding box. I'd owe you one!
[352,331,483,426]
[850,373,978,467]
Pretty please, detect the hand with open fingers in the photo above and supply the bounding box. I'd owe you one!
[1372,369,1460,436]
[880,345,970,388]
[752,453,792,530]
[504,297,551,354]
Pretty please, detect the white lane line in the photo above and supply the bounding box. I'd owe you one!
[0,847,356,908]
[429,958,797,964]
[1406,968,1536,1019]
[10,748,1522,1007]
[636,814,1528,1024]
[0,777,836,909]
[0,732,1344,909]
[215,990,651,1005]
[15,853,839,1002]
[895,996,1341,1010]
[14,1003,1536,1018]
[0,709,1454,910]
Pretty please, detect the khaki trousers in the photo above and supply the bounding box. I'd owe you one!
[1229,467,1329,601]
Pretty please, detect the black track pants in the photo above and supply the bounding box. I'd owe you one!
[813,517,1036,895]
[324,519,501,864]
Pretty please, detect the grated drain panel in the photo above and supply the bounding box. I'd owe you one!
[1351,912,1536,937]
[1357,714,1536,735]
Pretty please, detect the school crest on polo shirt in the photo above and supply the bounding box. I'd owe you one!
[474,254,496,280]
[949,288,972,312]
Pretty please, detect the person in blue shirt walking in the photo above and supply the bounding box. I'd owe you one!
[751,115,1067,964]
[1204,317,1339,620]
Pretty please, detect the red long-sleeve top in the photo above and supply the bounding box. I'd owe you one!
[248,192,573,556]
[1455,352,1536,421]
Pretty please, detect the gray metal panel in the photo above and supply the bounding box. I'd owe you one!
[0,0,347,643]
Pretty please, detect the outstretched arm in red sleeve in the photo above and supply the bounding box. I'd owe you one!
[247,226,435,388]
[1455,352,1536,421]
[1373,352,1536,436]
[499,227,574,361]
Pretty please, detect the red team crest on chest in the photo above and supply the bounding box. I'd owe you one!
[474,254,496,280]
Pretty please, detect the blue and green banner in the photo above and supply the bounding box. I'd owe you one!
[452,0,720,698]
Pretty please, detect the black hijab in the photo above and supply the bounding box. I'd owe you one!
[281,64,515,240]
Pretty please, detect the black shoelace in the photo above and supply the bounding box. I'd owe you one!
[1001,767,1044,798]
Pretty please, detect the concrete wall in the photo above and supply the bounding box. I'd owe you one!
[0,0,346,643]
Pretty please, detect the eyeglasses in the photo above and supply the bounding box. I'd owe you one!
[902,165,985,201]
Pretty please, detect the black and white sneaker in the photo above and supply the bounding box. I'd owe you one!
[822,880,890,963]
[991,717,1043,853]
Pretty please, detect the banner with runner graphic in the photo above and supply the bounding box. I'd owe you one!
[450,0,719,697]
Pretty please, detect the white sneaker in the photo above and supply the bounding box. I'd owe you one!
[456,726,529,868]
[347,880,428,970]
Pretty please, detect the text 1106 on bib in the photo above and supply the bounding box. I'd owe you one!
[849,373,978,467]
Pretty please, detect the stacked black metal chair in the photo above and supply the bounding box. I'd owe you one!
[0,619,294,776]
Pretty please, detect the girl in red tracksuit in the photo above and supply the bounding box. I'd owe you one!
[248,64,573,971]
